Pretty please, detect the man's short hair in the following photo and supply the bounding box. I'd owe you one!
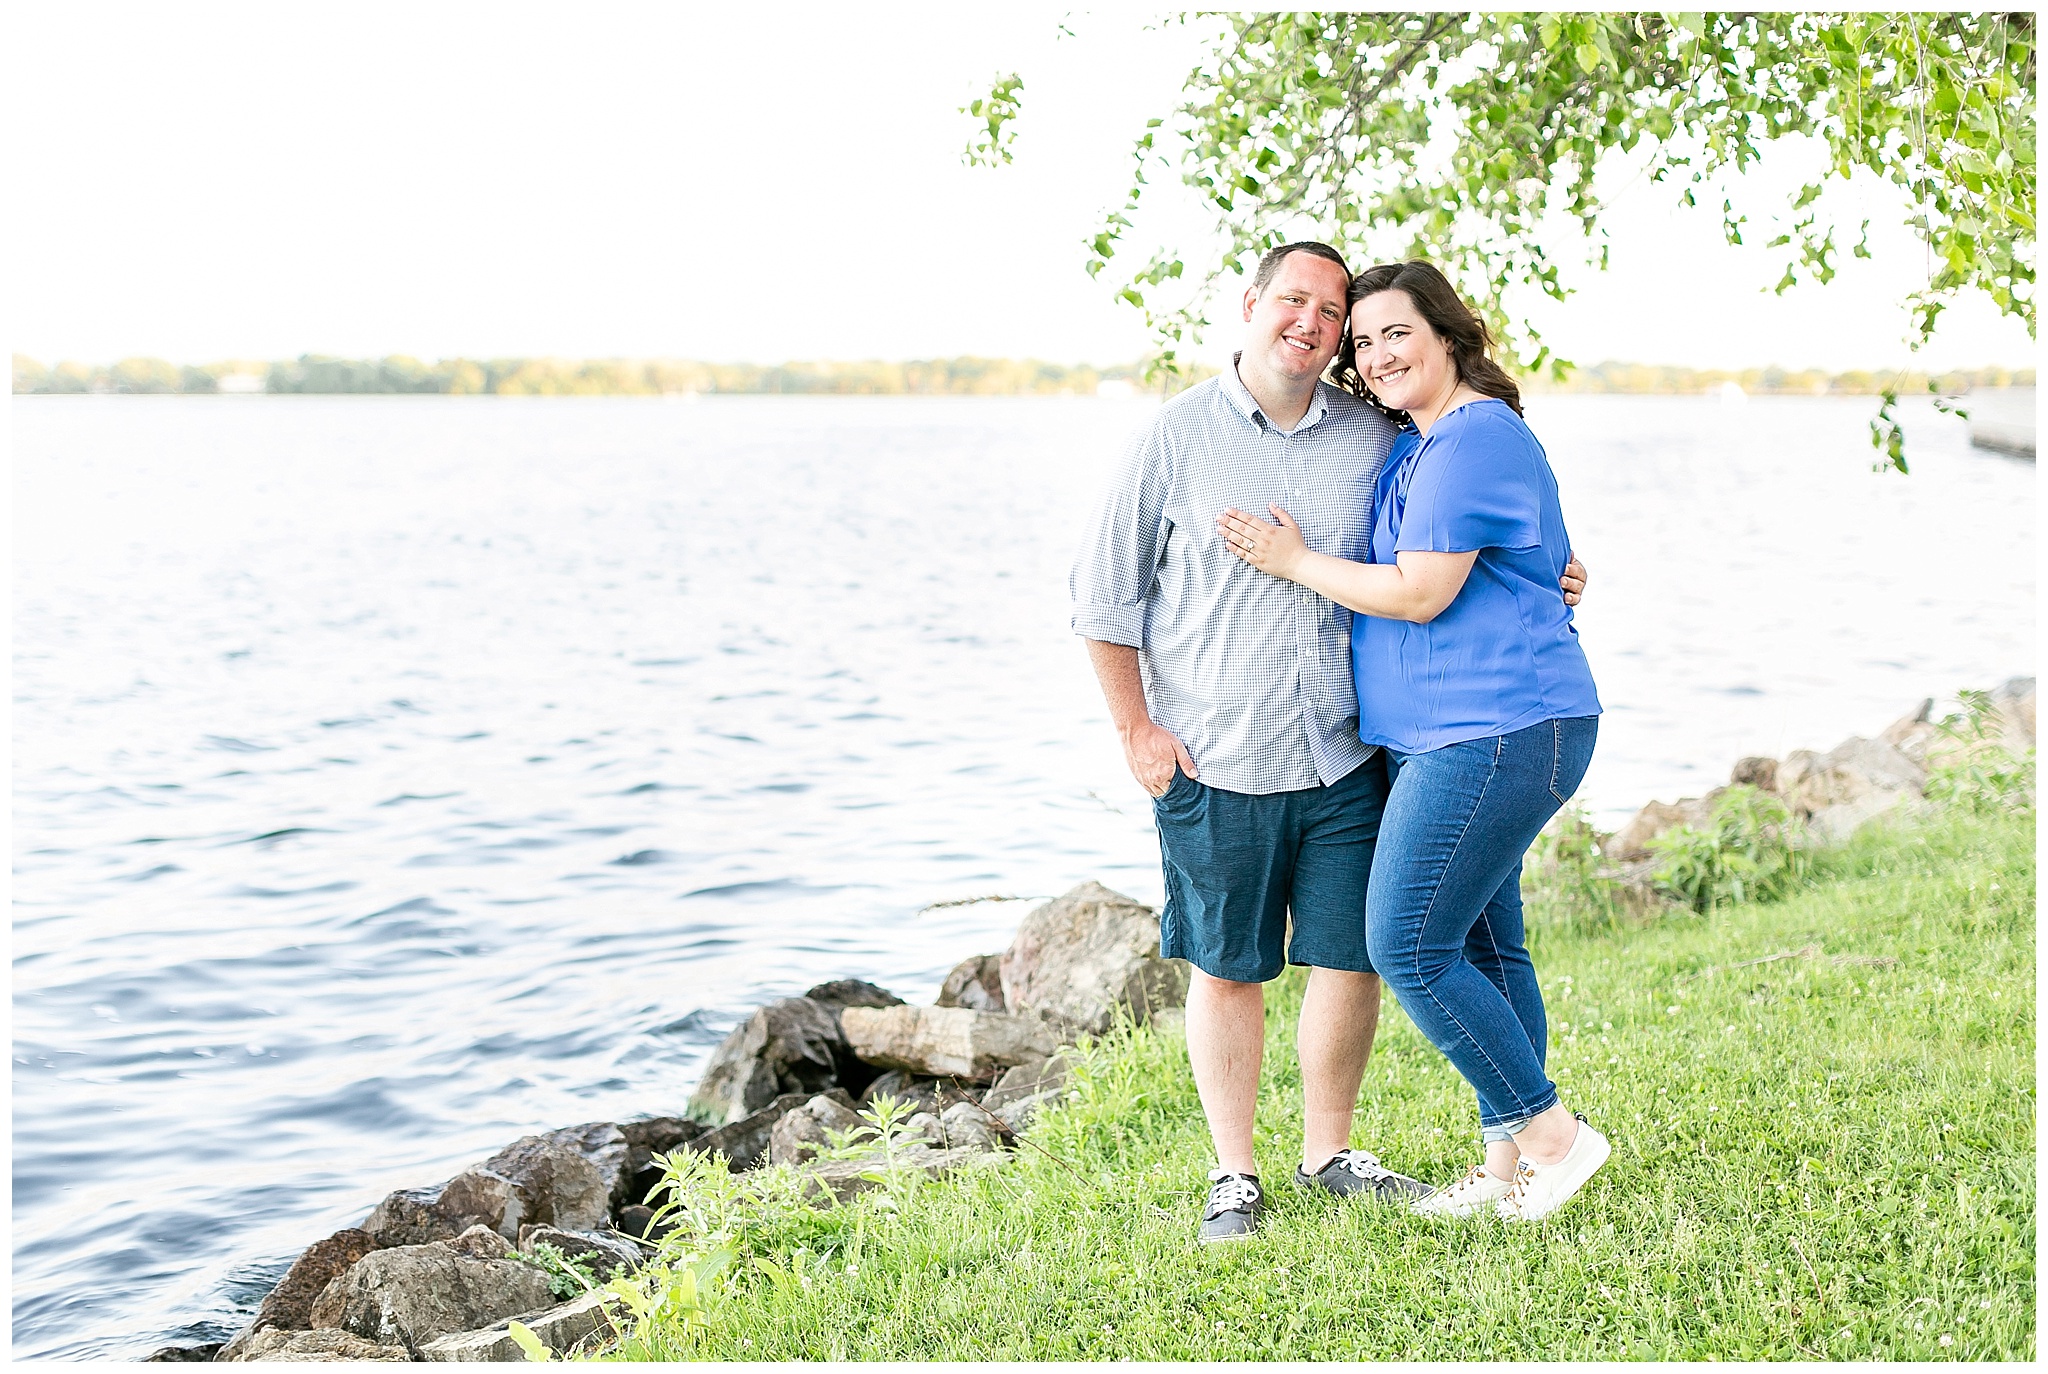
[1251,241,1350,294]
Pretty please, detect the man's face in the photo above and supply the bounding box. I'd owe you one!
[1240,251,1349,385]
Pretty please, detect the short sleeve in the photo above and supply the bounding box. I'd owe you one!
[1068,415,1173,646]
[1392,407,1542,553]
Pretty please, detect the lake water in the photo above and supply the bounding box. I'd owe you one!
[10,393,2034,1357]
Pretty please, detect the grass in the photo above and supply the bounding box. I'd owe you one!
[602,806,2034,1361]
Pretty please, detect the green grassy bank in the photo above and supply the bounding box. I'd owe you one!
[602,807,2034,1361]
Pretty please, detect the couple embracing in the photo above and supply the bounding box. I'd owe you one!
[1071,241,1607,1242]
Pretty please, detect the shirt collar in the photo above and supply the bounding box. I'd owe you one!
[1222,352,1329,435]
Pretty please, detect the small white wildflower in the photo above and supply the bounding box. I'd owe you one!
[1214,1321,1227,1332]
[741,1339,753,1348]
[845,1265,858,1277]
[1667,1006,1679,1015]
[1981,1300,1994,1309]
[1940,1335,1954,1348]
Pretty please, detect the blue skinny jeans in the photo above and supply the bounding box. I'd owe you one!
[1366,716,1599,1134]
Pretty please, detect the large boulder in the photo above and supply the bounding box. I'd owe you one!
[307,1241,556,1353]
[418,1289,621,1362]
[999,883,1189,1036]
[1779,736,1926,840]
[362,1135,608,1248]
[802,979,905,1095]
[935,954,1006,1012]
[218,1328,412,1361]
[840,1004,1057,1079]
[768,1091,867,1165]
[536,1122,628,1212]
[688,997,847,1123]
[217,1228,380,1359]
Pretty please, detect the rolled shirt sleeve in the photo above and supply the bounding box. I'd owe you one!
[1069,419,1172,647]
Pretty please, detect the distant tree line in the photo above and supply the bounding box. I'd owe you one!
[10,353,1183,397]
[1528,362,2033,397]
[12,351,2030,399]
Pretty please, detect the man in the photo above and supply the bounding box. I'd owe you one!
[1069,241,1586,1242]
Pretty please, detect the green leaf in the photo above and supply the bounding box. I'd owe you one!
[506,1321,553,1363]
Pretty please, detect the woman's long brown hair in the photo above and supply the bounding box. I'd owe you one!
[1330,260,1522,421]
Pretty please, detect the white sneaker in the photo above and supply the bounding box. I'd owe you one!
[1411,1162,1514,1218]
[1496,1117,1610,1221]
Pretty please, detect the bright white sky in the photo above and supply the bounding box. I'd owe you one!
[9,4,2034,372]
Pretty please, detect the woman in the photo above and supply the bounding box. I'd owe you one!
[1214,260,1605,1222]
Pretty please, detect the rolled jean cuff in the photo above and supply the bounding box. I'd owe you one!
[1477,1087,1558,1139]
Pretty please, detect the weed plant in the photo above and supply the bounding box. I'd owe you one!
[589,806,2032,1361]
[1648,785,1807,913]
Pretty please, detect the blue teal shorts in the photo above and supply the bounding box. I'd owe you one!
[1152,753,1387,983]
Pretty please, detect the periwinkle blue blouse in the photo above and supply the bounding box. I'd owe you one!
[1351,398,1600,754]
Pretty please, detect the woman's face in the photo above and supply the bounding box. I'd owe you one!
[1349,289,1457,415]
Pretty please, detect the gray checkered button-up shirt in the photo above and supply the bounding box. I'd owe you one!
[1071,363,1398,795]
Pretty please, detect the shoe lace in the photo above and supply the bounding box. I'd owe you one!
[1502,1159,1536,1212]
[1441,1162,1495,1201]
[1332,1149,1393,1181]
[1205,1171,1261,1216]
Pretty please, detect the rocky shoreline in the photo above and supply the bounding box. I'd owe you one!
[150,885,1189,1362]
[146,678,2034,1363]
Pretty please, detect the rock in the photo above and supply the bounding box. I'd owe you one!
[219,1328,412,1361]
[364,1169,521,1248]
[1780,736,1925,839]
[1991,676,2037,748]
[803,978,906,1012]
[768,1091,868,1165]
[145,1342,225,1361]
[999,882,1190,1037]
[688,997,846,1123]
[859,1069,944,1114]
[903,1111,947,1144]
[518,1224,643,1280]
[617,1116,706,1211]
[802,979,904,1096]
[1879,698,1939,761]
[444,1224,515,1261]
[793,1144,998,1206]
[217,1227,380,1358]
[937,1100,1003,1150]
[936,954,1006,1012]
[982,1055,1069,1113]
[1606,796,1711,863]
[474,1134,611,1234]
[418,1289,621,1362]
[688,1092,812,1171]
[307,1242,556,1353]
[840,1004,1058,1078]
[978,1054,1073,1133]
[362,1134,609,1247]
[1728,756,1779,791]
[614,1205,674,1245]
[536,1122,629,1212]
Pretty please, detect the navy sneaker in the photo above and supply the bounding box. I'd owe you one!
[1198,1170,1265,1244]
[1293,1148,1430,1200]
